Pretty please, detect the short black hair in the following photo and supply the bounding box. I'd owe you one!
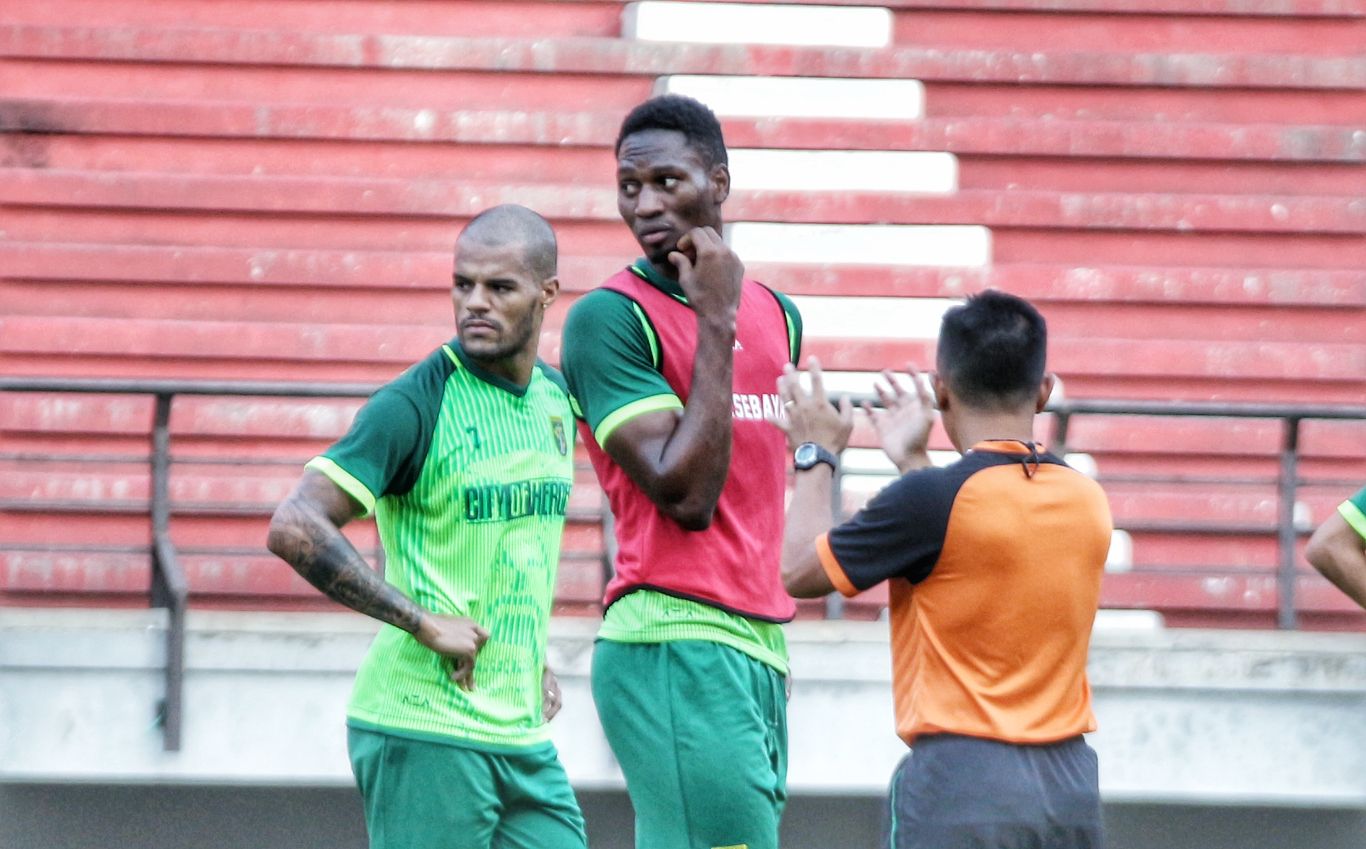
[615,94,728,167]
[458,204,557,280]
[936,289,1048,410]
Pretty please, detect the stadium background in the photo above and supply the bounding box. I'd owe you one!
[1,1,1363,847]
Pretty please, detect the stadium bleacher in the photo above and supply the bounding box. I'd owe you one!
[2,0,1363,631]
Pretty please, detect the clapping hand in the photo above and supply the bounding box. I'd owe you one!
[771,357,853,454]
[863,366,937,474]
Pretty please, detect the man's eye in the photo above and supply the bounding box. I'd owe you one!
[619,181,640,195]
[660,176,679,189]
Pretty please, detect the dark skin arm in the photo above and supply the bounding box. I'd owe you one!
[1305,511,1366,611]
[266,470,489,689]
[604,227,743,530]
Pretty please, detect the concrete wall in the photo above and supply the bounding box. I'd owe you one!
[2,608,1365,847]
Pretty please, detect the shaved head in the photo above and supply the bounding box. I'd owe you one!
[458,204,558,281]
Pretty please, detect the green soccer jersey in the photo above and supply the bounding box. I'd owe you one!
[307,341,575,750]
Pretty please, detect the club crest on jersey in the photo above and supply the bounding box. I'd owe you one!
[550,416,569,456]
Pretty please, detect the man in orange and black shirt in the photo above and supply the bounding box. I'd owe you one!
[775,290,1111,848]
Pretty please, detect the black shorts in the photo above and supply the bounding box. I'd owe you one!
[886,733,1103,849]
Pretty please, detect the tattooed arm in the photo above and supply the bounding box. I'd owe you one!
[267,470,488,688]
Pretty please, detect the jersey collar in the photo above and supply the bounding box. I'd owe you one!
[969,439,1045,455]
[970,439,1045,478]
[444,339,532,397]
[629,258,689,305]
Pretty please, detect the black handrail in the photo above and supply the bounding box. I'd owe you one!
[1047,401,1366,632]
[0,377,384,752]
[2,377,1364,749]
[148,393,188,751]
[840,394,1366,629]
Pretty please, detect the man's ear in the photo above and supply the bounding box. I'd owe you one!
[711,163,731,205]
[932,374,951,412]
[540,276,560,310]
[1035,373,1057,413]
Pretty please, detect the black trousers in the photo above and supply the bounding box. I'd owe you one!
[886,734,1104,849]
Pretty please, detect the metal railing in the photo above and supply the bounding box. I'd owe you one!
[2,378,378,751]
[3,377,1364,749]
[1048,399,1366,631]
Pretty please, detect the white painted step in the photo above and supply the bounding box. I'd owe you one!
[1106,530,1134,573]
[811,370,931,399]
[660,75,924,120]
[729,149,957,194]
[841,447,960,474]
[789,295,957,340]
[1093,607,1164,631]
[624,1,893,47]
[729,222,992,268]
[812,372,1066,411]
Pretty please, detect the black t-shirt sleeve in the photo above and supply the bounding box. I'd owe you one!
[825,465,958,591]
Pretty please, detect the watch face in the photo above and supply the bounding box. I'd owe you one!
[795,442,836,472]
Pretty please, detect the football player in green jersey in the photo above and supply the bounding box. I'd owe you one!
[267,204,587,849]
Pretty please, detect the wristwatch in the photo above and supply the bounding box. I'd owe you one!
[793,442,839,473]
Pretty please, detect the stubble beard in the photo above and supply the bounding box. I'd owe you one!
[646,246,671,268]
[461,313,537,369]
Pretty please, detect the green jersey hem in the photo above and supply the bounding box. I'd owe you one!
[344,717,555,755]
[598,590,789,676]
[306,456,377,518]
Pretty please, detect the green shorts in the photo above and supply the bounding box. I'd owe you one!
[347,725,587,849]
[591,639,789,849]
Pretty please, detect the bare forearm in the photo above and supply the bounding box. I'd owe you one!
[892,451,935,476]
[630,319,736,527]
[1308,539,1366,610]
[1306,514,1366,611]
[782,471,838,598]
[667,324,735,485]
[267,498,425,632]
[1319,559,1366,610]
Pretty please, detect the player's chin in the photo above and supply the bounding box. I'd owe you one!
[459,334,504,359]
[642,244,674,266]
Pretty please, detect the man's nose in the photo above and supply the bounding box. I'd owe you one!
[464,284,491,311]
[634,185,663,217]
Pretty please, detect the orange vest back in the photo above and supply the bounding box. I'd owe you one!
[818,442,1111,744]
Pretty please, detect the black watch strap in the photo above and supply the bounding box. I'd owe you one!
[794,442,839,472]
